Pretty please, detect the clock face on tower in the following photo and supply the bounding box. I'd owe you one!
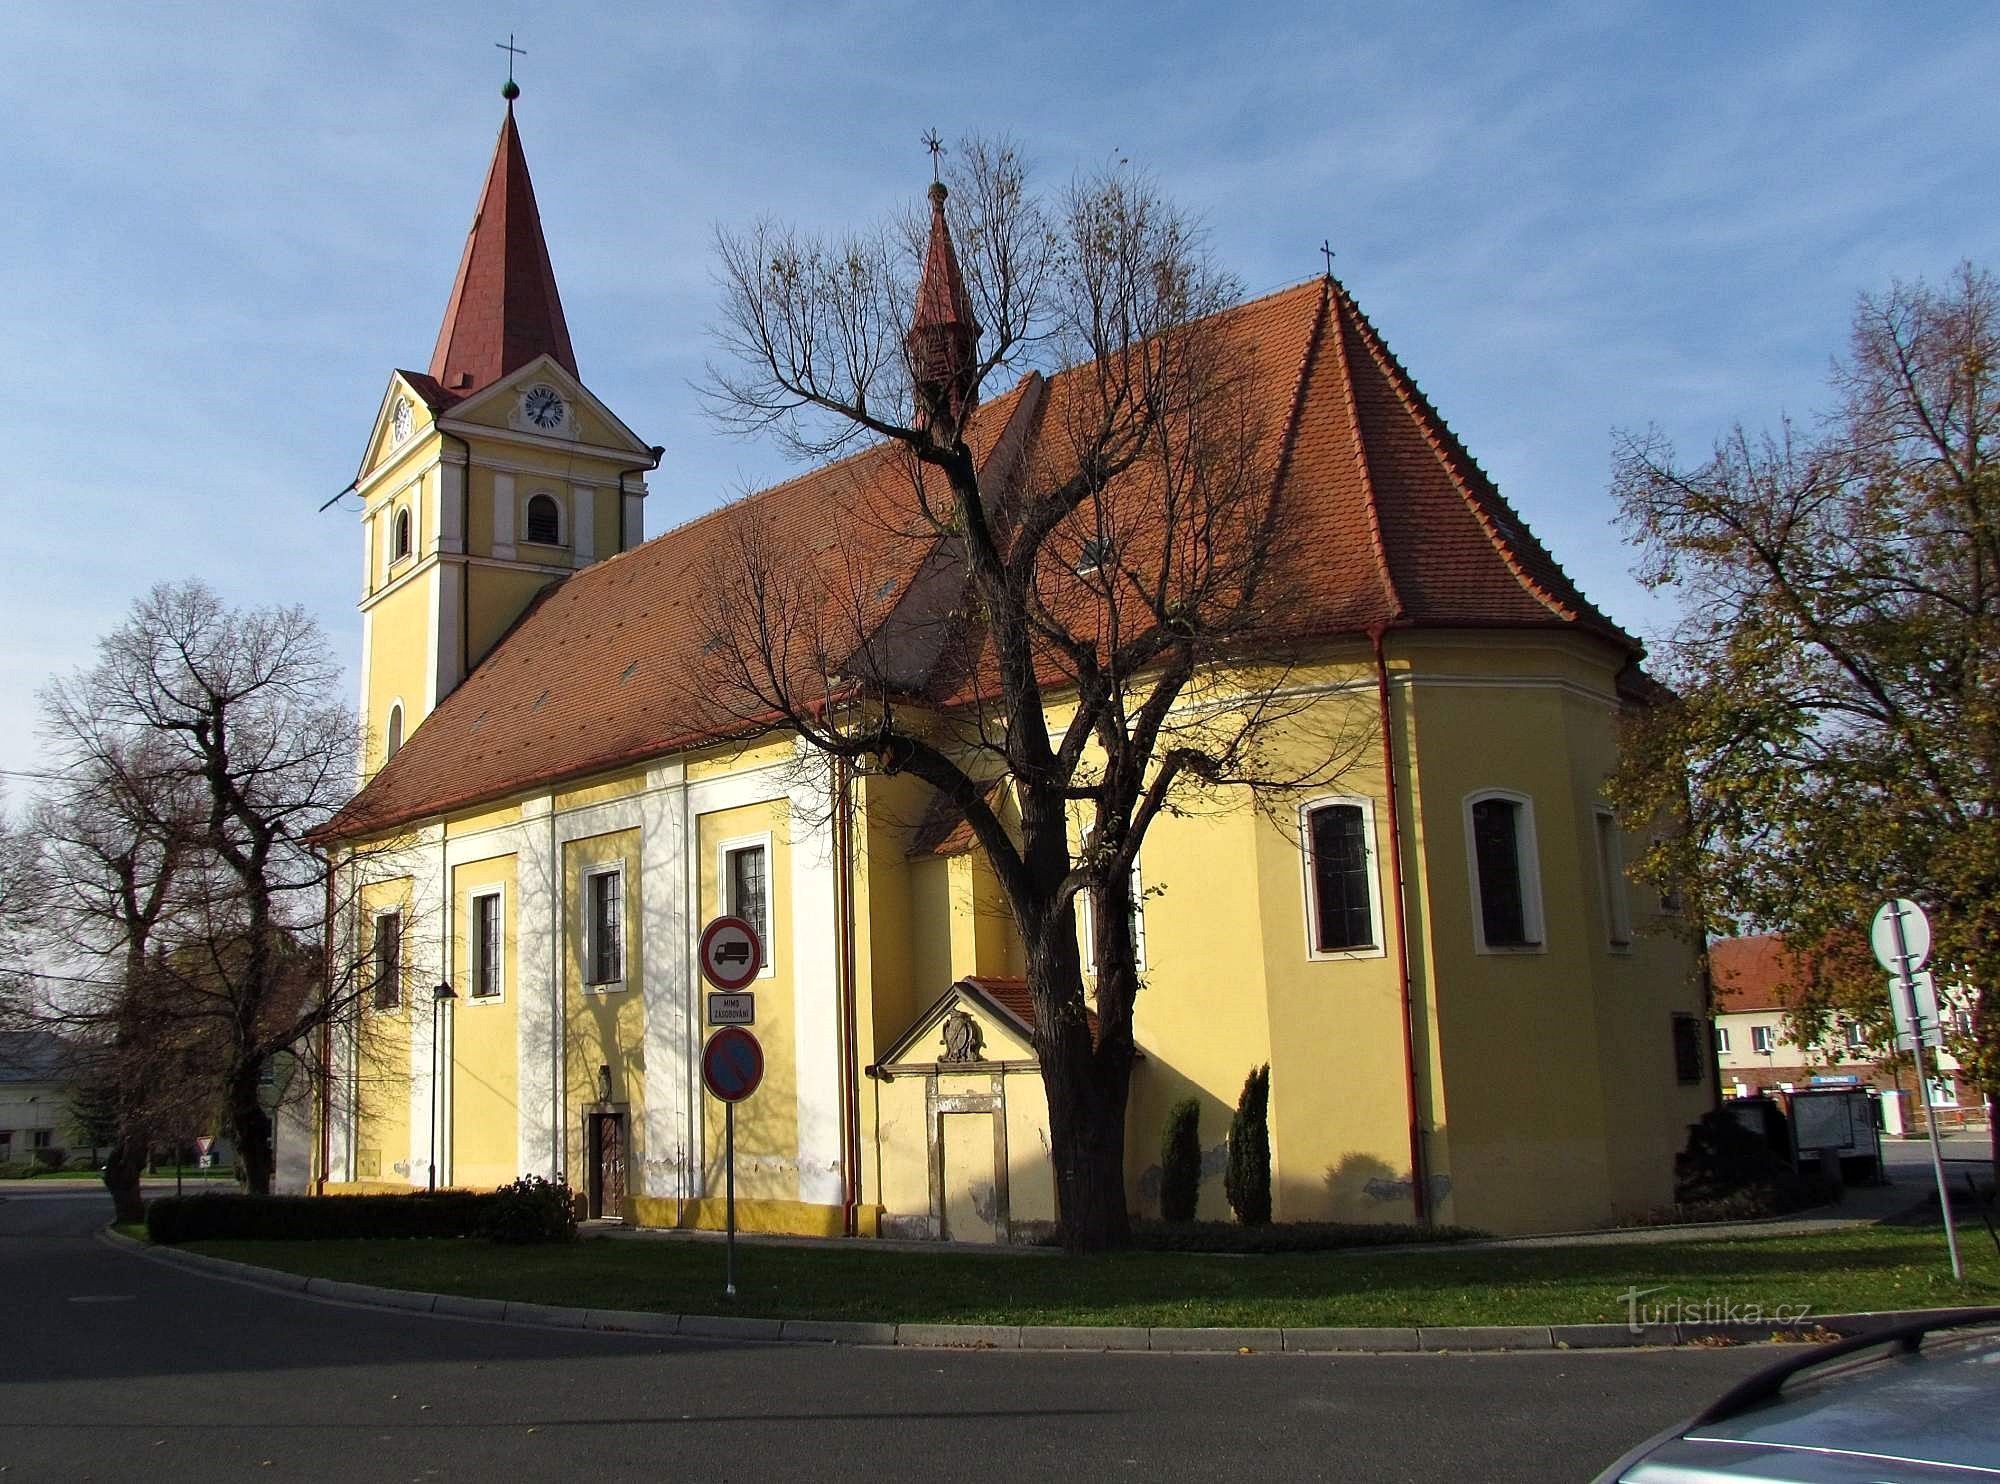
[523,385,566,430]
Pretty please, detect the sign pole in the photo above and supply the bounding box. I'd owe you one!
[725,1101,737,1299]
[1889,904,1962,1281]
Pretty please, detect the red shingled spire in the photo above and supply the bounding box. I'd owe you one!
[906,180,981,429]
[427,102,577,398]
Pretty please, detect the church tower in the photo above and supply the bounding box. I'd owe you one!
[352,86,660,777]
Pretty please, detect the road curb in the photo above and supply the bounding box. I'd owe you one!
[99,1229,1983,1356]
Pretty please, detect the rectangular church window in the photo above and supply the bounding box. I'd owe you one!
[1305,802,1375,952]
[470,889,502,1000]
[371,911,402,1010]
[725,842,769,957]
[586,868,623,987]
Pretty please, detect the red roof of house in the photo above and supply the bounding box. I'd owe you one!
[1710,935,1801,1013]
[426,105,577,399]
[327,275,1636,840]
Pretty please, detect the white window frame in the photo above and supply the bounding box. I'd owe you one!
[522,488,568,548]
[1593,806,1632,950]
[717,833,776,979]
[1751,1024,1776,1054]
[1928,1076,1958,1108]
[1298,795,1387,961]
[370,908,403,1011]
[1463,789,1545,954]
[391,503,414,564]
[1080,859,1149,974]
[1843,1021,1869,1052]
[384,700,405,760]
[467,885,504,1003]
[581,864,626,992]
[1714,1025,1732,1054]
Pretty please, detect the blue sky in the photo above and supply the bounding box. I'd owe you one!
[3,3,1997,788]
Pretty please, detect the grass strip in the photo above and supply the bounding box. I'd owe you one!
[186,1217,2000,1329]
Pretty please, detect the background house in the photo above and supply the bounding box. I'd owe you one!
[1710,934,1979,1131]
[0,1031,87,1169]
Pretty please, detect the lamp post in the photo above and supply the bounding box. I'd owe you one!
[429,982,456,1192]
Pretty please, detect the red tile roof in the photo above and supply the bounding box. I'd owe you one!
[427,105,577,399]
[1710,935,1801,1013]
[327,275,1636,840]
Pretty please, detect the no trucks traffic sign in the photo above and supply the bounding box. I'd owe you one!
[699,915,763,992]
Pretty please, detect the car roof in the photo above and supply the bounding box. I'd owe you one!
[1621,1324,2000,1482]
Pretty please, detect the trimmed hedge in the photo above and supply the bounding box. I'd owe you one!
[147,1191,496,1245]
[1128,1218,1486,1254]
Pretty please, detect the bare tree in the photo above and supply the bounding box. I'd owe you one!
[25,726,199,1219]
[0,786,34,1025]
[39,581,357,1195]
[701,141,1361,1250]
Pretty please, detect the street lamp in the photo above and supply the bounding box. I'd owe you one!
[429,981,456,1192]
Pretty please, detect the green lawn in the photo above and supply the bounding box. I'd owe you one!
[184,1217,2000,1329]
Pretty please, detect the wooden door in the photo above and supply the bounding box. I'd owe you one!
[589,1113,626,1219]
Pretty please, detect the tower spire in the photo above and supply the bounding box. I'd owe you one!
[905,135,980,431]
[427,97,576,398]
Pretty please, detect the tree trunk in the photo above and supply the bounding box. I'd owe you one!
[1047,1074,1130,1253]
[102,1127,147,1225]
[228,1066,274,1195]
[1028,912,1136,1253]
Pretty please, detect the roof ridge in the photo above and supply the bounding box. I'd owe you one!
[1331,280,1585,627]
[1324,283,1404,621]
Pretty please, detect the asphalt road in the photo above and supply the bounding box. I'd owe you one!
[0,1186,1778,1484]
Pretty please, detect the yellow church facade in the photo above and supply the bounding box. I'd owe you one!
[311,102,1712,1239]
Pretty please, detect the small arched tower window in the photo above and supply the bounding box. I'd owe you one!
[526,492,563,546]
[392,508,412,562]
[385,704,404,759]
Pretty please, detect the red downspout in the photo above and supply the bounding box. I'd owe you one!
[318,865,335,1195]
[834,758,863,1236]
[1371,626,1429,1224]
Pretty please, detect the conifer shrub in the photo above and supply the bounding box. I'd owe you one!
[1225,1064,1272,1226]
[1159,1098,1202,1222]
[479,1175,578,1244]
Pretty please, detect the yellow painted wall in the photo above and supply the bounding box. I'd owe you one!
[695,799,797,1202]
[1398,634,1706,1233]
[361,576,433,777]
[562,827,646,1213]
[449,852,520,1189]
[352,876,415,1185]
[554,769,648,812]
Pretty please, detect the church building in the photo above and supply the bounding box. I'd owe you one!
[311,95,1713,1239]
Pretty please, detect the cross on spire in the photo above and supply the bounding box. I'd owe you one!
[496,33,526,100]
[921,128,944,184]
[1320,239,1336,280]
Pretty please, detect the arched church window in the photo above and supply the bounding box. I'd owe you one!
[385,704,403,759]
[393,508,412,562]
[526,492,563,546]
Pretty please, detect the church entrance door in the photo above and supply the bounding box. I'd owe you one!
[587,1112,626,1220]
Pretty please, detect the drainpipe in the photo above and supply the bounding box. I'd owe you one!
[318,863,336,1194]
[1371,626,1429,1224]
[550,798,564,1185]
[610,447,666,554]
[834,756,863,1236]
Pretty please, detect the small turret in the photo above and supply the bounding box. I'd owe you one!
[905,179,981,431]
